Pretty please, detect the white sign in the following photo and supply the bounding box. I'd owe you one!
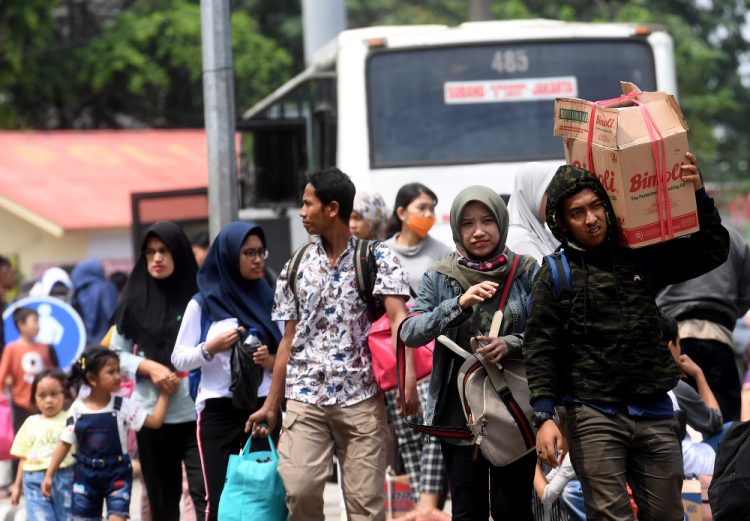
[444,76,578,104]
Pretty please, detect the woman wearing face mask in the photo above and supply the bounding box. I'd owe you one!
[385,183,451,294]
[400,186,539,521]
[383,183,451,517]
[109,221,206,521]
[172,221,280,521]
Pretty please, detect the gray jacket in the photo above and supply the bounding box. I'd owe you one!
[399,261,538,430]
[657,226,750,330]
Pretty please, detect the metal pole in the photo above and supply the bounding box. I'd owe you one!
[301,0,346,67]
[201,0,238,239]
[468,0,492,21]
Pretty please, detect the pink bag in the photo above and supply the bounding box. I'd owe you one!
[368,313,433,391]
[0,395,14,460]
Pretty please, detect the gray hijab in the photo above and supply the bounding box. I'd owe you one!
[449,185,509,258]
[435,185,514,290]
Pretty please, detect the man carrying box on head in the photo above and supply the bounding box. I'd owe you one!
[523,154,729,521]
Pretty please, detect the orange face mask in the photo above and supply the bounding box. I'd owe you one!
[405,215,435,238]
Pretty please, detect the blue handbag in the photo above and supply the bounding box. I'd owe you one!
[217,436,287,521]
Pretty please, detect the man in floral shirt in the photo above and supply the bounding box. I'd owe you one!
[248,168,412,520]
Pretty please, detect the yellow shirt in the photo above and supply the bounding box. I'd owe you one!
[10,412,75,471]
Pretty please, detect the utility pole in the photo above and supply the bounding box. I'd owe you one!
[201,0,238,239]
[301,0,346,67]
[468,0,492,21]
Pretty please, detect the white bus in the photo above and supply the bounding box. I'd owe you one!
[240,19,678,246]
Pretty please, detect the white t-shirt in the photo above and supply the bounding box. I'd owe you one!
[60,396,147,455]
[195,319,272,412]
[172,300,274,413]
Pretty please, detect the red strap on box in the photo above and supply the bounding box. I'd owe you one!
[632,100,674,241]
[586,92,676,242]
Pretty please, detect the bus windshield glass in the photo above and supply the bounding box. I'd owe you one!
[366,40,657,168]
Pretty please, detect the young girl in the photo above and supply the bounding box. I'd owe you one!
[42,347,172,521]
[10,369,74,520]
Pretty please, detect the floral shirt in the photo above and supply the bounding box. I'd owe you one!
[273,236,410,406]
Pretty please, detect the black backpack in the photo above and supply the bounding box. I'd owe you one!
[288,239,385,322]
[708,421,750,520]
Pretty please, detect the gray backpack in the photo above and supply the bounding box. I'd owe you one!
[437,311,535,466]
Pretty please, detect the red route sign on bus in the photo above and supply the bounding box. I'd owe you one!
[444,76,578,104]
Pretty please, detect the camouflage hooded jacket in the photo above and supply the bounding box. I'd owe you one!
[523,166,729,408]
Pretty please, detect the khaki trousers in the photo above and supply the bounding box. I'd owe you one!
[277,395,387,521]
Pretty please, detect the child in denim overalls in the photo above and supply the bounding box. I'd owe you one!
[42,347,172,520]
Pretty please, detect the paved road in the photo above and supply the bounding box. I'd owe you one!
[0,469,349,520]
[0,462,448,520]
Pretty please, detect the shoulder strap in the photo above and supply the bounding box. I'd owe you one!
[353,239,372,296]
[394,319,472,440]
[543,250,573,299]
[288,243,314,314]
[354,239,383,321]
[543,250,573,331]
[113,395,123,411]
[497,254,521,311]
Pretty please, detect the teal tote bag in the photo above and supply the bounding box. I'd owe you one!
[217,436,287,521]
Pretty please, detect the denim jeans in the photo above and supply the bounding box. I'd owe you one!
[71,460,132,519]
[565,404,684,521]
[24,468,73,521]
[561,480,587,521]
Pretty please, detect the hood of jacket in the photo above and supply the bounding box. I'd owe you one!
[545,165,619,250]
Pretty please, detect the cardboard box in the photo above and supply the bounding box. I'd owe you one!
[682,479,702,521]
[553,82,699,248]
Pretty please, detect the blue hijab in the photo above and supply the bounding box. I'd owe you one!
[197,221,280,351]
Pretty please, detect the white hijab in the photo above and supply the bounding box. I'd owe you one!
[506,162,560,263]
[29,267,74,298]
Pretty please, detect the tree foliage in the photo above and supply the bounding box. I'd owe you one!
[0,0,292,128]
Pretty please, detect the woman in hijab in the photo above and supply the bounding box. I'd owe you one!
[29,267,74,303]
[349,191,389,241]
[109,221,206,521]
[71,258,118,345]
[400,186,539,521]
[172,221,280,521]
[506,162,561,263]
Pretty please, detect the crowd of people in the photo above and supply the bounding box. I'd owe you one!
[0,154,748,521]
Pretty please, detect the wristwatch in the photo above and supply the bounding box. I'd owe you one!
[532,411,556,429]
[200,345,214,361]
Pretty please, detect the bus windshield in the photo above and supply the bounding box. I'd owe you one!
[366,39,657,168]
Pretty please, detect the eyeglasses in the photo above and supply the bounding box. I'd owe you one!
[242,248,269,260]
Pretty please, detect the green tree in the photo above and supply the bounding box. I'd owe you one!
[0,0,292,128]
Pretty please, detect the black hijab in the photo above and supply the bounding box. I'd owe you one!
[113,221,198,367]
